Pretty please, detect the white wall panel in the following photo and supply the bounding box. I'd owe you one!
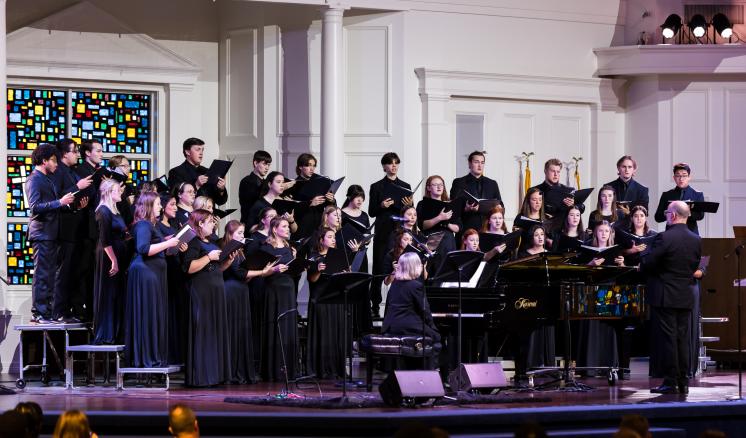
[726,196,746,238]
[671,90,709,182]
[224,28,256,139]
[725,90,746,182]
[345,26,390,136]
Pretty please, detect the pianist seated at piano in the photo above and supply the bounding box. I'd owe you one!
[381,252,441,369]
[588,185,626,233]
[621,206,657,267]
[516,225,548,259]
[574,220,623,376]
[550,205,585,252]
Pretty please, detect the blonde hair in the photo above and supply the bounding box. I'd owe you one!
[394,252,423,281]
[53,410,92,438]
[193,195,213,212]
[97,178,121,215]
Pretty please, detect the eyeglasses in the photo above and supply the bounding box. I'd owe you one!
[429,183,444,188]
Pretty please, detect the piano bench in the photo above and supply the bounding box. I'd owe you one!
[359,334,439,392]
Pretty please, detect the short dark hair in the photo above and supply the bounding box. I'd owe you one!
[619,414,649,438]
[381,152,400,166]
[169,404,197,435]
[295,153,317,176]
[79,140,101,157]
[342,184,366,208]
[31,143,58,165]
[15,402,43,438]
[673,162,691,175]
[55,138,77,156]
[182,137,205,156]
[617,155,637,169]
[544,158,563,171]
[253,150,272,164]
[468,151,485,162]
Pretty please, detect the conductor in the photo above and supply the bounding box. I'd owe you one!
[643,200,701,394]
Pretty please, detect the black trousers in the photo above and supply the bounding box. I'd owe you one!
[53,240,76,318]
[651,306,691,386]
[31,240,58,318]
[72,238,96,319]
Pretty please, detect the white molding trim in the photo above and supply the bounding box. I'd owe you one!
[594,45,746,77]
[415,68,623,111]
[224,27,259,139]
[724,89,746,182]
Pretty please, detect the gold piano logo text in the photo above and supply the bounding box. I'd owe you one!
[515,298,538,310]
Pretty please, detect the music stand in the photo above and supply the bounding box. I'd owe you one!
[314,272,372,401]
[429,250,484,391]
[727,226,746,401]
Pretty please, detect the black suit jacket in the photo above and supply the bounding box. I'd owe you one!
[654,186,705,235]
[642,223,701,309]
[531,180,585,216]
[25,169,61,242]
[53,162,85,242]
[369,176,411,243]
[239,172,263,225]
[382,279,440,342]
[450,173,501,232]
[605,177,649,211]
[168,160,228,206]
[74,161,100,240]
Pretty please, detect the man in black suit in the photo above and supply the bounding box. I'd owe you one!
[606,155,649,213]
[73,140,104,321]
[369,152,413,318]
[450,151,501,233]
[654,163,705,235]
[168,137,228,206]
[52,139,93,322]
[238,150,272,225]
[531,158,584,219]
[643,200,701,394]
[25,144,76,323]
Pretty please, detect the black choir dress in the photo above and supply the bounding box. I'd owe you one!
[157,219,188,365]
[340,210,370,273]
[182,238,231,386]
[223,255,257,383]
[247,230,269,371]
[124,221,168,367]
[93,206,127,344]
[588,209,627,233]
[306,252,346,379]
[259,243,298,382]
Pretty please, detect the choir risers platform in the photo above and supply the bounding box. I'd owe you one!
[13,323,89,389]
[65,344,124,390]
[117,365,181,391]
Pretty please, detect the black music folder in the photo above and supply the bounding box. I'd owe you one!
[285,256,311,277]
[152,175,170,193]
[462,190,502,214]
[513,215,547,231]
[320,247,350,274]
[219,238,245,262]
[244,250,281,271]
[206,159,233,184]
[212,208,236,219]
[479,230,521,252]
[545,186,594,211]
[381,179,423,209]
[340,223,374,248]
[272,198,304,216]
[419,197,461,222]
[342,215,374,233]
[616,229,658,247]
[578,244,623,261]
[294,176,345,201]
[554,233,585,252]
[166,225,196,255]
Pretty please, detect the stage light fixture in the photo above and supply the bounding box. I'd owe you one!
[712,13,733,39]
[661,14,682,39]
[688,14,708,38]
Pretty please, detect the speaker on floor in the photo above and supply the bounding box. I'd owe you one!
[379,370,445,407]
[448,362,508,392]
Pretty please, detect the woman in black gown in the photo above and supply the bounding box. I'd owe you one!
[157,194,189,365]
[93,179,128,344]
[290,153,335,240]
[306,227,347,379]
[341,185,371,272]
[247,172,298,233]
[480,206,510,262]
[221,220,281,384]
[175,182,196,228]
[124,192,181,367]
[416,175,460,255]
[182,209,239,387]
[551,205,585,253]
[588,185,626,232]
[259,216,299,382]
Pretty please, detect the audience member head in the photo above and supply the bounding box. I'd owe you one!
[15,402,43,438]
[699,430,727,438]
[394,252,423,281]
[168,404,199,438]
[52,410,96,438]
[133,191,161,224]
[619,414,651,438]
[182,138,205,164]
[0,409,29,438]
[543,158,563,184]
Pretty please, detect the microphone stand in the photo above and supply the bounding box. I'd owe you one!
[275,308,299,399]
[727,243,744,401]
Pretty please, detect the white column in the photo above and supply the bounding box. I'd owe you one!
[0,0,7,300]
[320,6,345,178]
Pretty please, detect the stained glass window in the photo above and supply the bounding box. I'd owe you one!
[6,88,67,150]
[6,156,35,218]
[70,91,150,154]
[101,158,151,188]
[7,222,33,285]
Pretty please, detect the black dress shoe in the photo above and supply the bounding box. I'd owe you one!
[650,384,679,394]
[678,383,689,394]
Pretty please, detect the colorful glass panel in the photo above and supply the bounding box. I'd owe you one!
[6,88,67,150]
[71,91,151,154]
[7,155,35,217]
[7,223,33,285]
[101,158,151,189]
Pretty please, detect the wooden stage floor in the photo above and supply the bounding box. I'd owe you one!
[2,370,746,436]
